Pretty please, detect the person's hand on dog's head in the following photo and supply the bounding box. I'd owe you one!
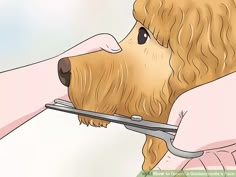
[59,33,122,59]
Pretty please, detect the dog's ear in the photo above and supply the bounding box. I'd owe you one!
[142,135,168,171]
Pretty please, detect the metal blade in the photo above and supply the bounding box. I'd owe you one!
[54,99,74,107]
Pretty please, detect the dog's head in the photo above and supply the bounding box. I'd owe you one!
[58,0,236,127]
[59,22,173,126]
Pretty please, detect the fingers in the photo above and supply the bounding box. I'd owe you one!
[166,95,187,126]
[59,33,122,58]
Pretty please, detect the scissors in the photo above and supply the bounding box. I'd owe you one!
[45,99,204,159]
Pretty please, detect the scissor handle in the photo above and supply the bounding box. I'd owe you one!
[125,125,204,159]
[164,133,204,159]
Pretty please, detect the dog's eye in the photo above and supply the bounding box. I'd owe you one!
[138,27,150,45]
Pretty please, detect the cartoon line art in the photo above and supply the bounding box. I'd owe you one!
[1,0,236,176]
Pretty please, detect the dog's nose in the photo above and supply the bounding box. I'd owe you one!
[58,57,71,87]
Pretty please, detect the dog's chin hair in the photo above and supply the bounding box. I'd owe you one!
[79,116,110,127]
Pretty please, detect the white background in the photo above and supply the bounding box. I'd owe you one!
[0,0,145,177]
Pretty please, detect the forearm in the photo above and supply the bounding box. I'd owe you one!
[0,57,67,139]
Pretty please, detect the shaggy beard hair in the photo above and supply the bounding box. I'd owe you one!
[68,55,172,127]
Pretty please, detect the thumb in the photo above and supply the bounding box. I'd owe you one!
[98,33,122,53]
[167,97,188,127]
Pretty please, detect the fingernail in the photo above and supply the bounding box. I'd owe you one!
[111,46,122,52]
[108,44,122,53]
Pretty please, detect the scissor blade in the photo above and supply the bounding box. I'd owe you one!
[45,103,178,132]
[54,99,74,107]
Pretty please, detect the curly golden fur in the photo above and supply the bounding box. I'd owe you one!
[67,0,236,172]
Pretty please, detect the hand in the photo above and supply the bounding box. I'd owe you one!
[151,73,236,176]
